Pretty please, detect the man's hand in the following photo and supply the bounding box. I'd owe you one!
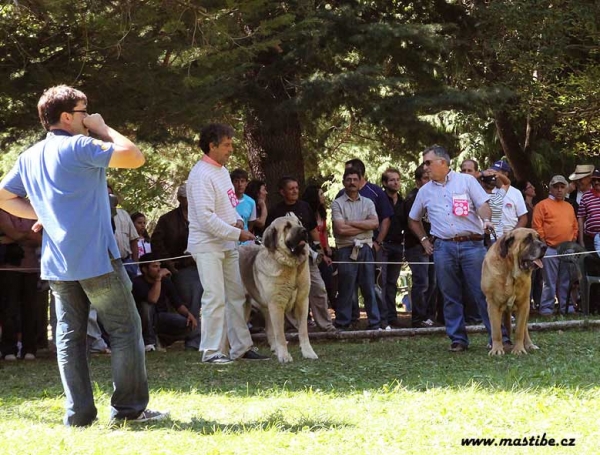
[421,238,434,256]
[156,267,171,282]
[239,230,255,242]
[186,313,198,330]
[82,113,110,137]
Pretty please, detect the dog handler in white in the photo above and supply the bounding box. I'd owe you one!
[186,123,269,363]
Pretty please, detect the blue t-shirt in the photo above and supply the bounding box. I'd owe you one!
[0,130,119,280]
[235,194,256,231]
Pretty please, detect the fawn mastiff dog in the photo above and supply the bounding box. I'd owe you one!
[239,214,318,363]
[481,228,547,355]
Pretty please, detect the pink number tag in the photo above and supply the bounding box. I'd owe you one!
[452,194,469,217]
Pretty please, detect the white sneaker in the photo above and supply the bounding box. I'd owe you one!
[145,344,156,352]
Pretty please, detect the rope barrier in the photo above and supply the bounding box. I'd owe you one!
[0,248,597,272]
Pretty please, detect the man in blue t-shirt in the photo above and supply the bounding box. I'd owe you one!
[0,85,167,427]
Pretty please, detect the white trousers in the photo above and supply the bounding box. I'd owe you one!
[194,249,252,360]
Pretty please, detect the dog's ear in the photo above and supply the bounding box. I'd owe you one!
[499,234,514,259]
[262,225,278,252]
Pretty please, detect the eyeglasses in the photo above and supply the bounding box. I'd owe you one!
[69,109,87,114]
[423,158,444,167]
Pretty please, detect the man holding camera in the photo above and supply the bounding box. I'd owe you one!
[488,160,528,237]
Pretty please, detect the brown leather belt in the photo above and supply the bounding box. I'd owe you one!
[441,234,484,242]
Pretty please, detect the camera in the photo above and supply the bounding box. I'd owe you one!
[479,174,496,184]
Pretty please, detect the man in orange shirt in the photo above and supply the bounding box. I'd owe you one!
[532,175,579,315]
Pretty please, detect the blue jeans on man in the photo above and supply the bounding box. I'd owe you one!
[50,258,148,427]
[433,239,507,346]
[334,245,380,329]
[138,301,201,349]
[405,244,436,326]
[171,265,203,321]
[382,242,404,326]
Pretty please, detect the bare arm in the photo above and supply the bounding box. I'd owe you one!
[253,200,268,230]
[83,114,144,169]
[347,214,379,231]
[409,218,433,255]
[333,218,364,237]
[0,190,38,220]
[578,217,585,246]
[515,213,528,229]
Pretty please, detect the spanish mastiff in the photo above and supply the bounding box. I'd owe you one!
[239,214,318,363]
[481,228,547,355]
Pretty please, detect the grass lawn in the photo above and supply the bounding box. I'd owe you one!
[1,326,599,454]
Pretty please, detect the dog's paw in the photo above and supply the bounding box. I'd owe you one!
[488,347,505,356]
[301,349,318,360]
[511,345,528,355]
[277,352,293,363]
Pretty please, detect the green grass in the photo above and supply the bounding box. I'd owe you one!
[2,328,600,454]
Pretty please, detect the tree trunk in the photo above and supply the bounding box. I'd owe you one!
[243,107,305,200]
[494,110,537,184]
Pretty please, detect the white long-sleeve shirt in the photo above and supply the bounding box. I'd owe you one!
[186,155,241,253]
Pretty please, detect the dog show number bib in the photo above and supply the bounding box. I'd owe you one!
[452,193,469,217]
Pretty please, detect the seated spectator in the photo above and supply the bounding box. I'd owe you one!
[151,183,202,325]
[131,212,152,259]
[132,253,200,352]
[245,179,268,236]
[0,210,42,360]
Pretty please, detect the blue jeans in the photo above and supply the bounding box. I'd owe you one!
[138,302,201,349]
[405,244,435,324]
[335,245,380,328]
[433,239,495,346]
[171,265,203,320]
[382,242,404,324]
[50,258,148,427]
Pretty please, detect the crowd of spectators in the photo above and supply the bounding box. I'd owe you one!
[1,141,597,361]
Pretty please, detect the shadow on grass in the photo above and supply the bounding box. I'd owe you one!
[2,328,600,408]
[108,411,352,433]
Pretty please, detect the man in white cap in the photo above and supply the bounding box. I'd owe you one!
[532,175,579,315]
[489,160,528,237]
[568,164,594,214]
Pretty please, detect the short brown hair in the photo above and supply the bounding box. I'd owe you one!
[37,85,87,131]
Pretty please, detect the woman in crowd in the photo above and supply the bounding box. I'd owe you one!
[131,212,152,258]
[302,184,336,308]
[245,180,268,236]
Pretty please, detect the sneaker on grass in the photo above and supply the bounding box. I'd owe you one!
[203,354,233,364]
[132,409,169,423]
